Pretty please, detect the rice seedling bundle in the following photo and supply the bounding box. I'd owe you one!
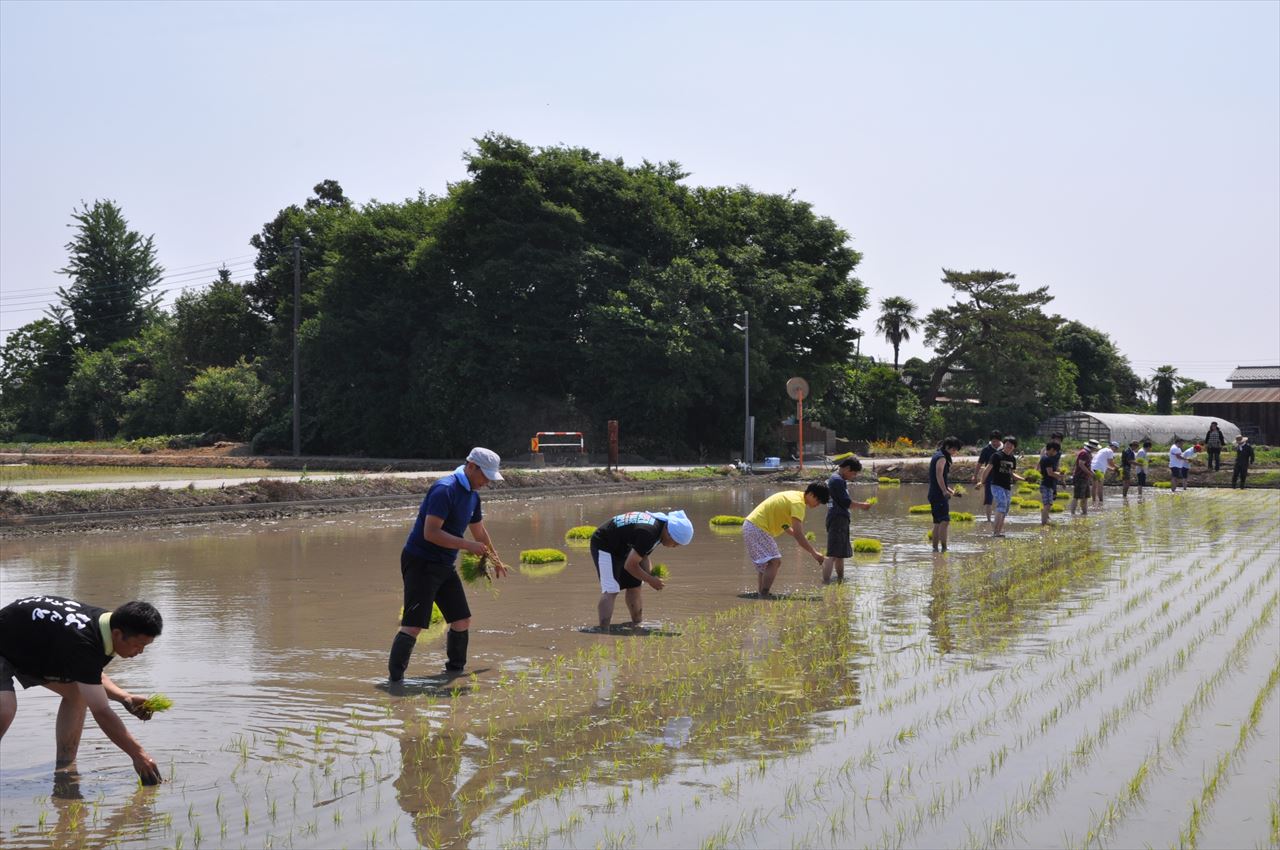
[564,525,595,542]
[710,515,745,526]
[140,693,174,713]
[1155,481,1172,489]
[1055,491,1070,500]
[650,563,670,579]
[805,531,817,542]
[878,477,901,485]
[520,548,567,565]
[852,538,882,553]
[908,504,933,514]
[952,484,966,496]
[459,553,488,583]
[952,511,975,521]
[1023,469,1041,483]
[866,496,878,506]
[1017,483,1036,494]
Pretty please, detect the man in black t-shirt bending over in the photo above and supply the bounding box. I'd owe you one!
[590,510,694,629]
[0,595,164,784]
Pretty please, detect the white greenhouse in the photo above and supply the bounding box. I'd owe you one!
[1036,412,1240,446]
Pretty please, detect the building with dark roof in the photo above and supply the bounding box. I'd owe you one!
[1188,365,1280,444]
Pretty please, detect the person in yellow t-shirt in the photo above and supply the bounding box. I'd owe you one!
[742,482,830,597]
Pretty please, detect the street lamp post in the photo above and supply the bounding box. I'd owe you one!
[734,312,751,468]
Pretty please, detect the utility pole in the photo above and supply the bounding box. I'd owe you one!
[292,237,301,458]
[742,312,751,468]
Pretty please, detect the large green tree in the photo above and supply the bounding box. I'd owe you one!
[0,318,76,438]
[921,269,1059,437]
[56,200,163,350]
[173,269,269,371]
[1152,365,1178,414]
[1053,320,1142,411]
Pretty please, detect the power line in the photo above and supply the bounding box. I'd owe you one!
[0,254,258,297]
[1,261,257,308]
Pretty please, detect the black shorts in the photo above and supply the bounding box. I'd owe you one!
[825,513,852,558]
[590,541,642,591]
[982,479,993,505]
[400,550,471,628]
[0,655,54,692]
[929,498,950,524]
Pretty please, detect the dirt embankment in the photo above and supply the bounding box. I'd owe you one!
[0,468,756,537]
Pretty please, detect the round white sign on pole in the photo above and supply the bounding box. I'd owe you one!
[786,377,809,401]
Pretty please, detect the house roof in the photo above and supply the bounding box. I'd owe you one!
[1188,387,1280,404]
[1227,365,1280,383]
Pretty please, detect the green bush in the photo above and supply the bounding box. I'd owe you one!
[181,361,270,441]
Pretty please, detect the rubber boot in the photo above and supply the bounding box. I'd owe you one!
[445,628,469,672]
[388,631,416,682]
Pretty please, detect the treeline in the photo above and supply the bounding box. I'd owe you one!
[0,135,1179,459]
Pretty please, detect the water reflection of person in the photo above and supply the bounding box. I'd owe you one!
[389,448,509,683]
[0,596,164,784]
[48,771,157,846]
[589,510,694,628]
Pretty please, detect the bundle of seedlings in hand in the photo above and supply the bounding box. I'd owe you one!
[951,484,966,496]
[650,563,670,579]
[141,693,174,713]
[866,496,878,506]
[459,552,489,583]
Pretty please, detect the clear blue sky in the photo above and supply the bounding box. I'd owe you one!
[2,0,1277,388]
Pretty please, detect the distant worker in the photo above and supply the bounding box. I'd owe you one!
[1232,435,1255,488]
[1168,437,1190,493]
[1091,441,1119,505]
[1070,440,1097,516]
[589,510,694,629]
[977,435,1024,537]
[823,456,873,584]
[1136,439,1152,496]
[974,430,1004,523]
[1121,440,1139,498]
[0,595,165,785]
[1038,442,1064,525]
[1203,422,1226,472]
[929,437,963,552]
[389,448,508,683]
[743,482,830,597]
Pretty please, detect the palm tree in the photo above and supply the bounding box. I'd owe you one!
[875,296,921,370]
[1151,365,1178,415]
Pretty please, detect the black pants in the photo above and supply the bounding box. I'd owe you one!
[1207,447,1221,471]
[1232,464,1249,488]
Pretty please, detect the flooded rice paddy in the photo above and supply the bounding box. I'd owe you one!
[1,482,1277,849]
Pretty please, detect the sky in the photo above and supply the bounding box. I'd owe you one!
[2,0,1277,389]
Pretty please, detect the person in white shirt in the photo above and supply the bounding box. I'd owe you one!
[1090,441,1118,505]
[1168,438,1188,493]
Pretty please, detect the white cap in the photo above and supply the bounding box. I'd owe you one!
[652,510,694,545]
[465,447,503,482]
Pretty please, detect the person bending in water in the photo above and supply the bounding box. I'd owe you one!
[589,510,694,629]
[742,482,830,597]
[823,456,873,584]
[389,447,508,682]
[0,595,164,785]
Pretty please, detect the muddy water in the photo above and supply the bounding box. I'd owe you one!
[1,483,1277,850]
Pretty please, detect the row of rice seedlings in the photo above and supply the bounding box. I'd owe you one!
[963,582,1280,850]
[773,501,1274,844]
[1072,606,1280,848]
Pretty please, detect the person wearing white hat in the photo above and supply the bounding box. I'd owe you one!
[589,509,694,629]
[388,447,507,682]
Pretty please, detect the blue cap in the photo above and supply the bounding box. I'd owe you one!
[652,510,694,545]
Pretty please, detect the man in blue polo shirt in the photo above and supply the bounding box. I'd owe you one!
[388,447,508,682]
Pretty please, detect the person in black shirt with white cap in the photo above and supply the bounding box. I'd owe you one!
[590,509,694,629]
[0,595,164,784]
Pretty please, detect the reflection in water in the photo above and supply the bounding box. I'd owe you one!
[392,591,863,848]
